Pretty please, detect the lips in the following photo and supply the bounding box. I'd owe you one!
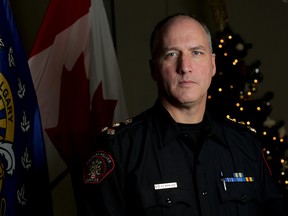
[178,80,196,86]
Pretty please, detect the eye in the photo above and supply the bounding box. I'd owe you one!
[193,50,203,55]
[165,51,178,59]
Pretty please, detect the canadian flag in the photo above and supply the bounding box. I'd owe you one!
[28,0,127,213]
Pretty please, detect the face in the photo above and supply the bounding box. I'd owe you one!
[151,16,216,109]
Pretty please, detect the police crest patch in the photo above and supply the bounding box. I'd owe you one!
[83,151,115,184]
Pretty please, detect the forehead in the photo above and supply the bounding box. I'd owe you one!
[163,16,201,30]
[160,16,207,44]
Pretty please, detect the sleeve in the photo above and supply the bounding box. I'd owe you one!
[81,144,127,216]
[259,143,287,216]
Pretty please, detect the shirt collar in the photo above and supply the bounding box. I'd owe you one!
[150,99,228,149]
[150,100,182,149]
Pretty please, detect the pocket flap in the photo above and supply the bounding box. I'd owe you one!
[140,188,193,209]
[218,180,260,204]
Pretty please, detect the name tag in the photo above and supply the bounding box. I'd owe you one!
[154,182,177,190]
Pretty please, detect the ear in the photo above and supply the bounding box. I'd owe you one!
[149,59,157,81]
[211,53,216,77]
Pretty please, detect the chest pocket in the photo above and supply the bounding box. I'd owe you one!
[217,180,261,216]
[140,188,193,209]
[218,180,260,204]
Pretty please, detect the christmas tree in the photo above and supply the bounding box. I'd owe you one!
[208,0,288,201]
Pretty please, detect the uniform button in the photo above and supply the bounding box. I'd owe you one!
[166,197,172,204]
[241,194,247,200]
[202,191,208,197]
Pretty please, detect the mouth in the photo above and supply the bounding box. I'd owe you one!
[178,80,196,86]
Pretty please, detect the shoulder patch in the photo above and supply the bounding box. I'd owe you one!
[83,151,115,184]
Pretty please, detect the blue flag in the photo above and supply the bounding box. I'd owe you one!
[0,0,52,215]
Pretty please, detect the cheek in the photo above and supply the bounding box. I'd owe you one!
[156,72,176,92]
[156,65,172,82]
[161,70,176,84]
[204,73,213,87]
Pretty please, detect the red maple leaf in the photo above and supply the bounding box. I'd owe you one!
[46,53,117,166]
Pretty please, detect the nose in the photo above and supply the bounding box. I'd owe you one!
[177,54,192,74]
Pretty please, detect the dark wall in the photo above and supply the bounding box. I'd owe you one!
[9,1,288,215]
[10,0,288,137]
[226,0,288,124]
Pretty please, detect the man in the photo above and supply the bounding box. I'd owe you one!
[82,13,286,216]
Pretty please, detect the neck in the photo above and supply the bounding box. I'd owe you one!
[161,99,205,124]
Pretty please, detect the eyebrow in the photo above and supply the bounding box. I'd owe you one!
[162,47,178,52]
[190,45,207,50]
[162,45,208,53]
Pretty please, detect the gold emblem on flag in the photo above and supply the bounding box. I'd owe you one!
[0,72,16,213]
[0,73,15,142]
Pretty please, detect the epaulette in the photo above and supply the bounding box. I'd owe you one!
[226,115,257,134]
[100,118,133,136]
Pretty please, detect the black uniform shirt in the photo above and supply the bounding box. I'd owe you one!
[82,100,286,216]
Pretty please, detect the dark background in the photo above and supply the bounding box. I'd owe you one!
[9,0,288,215]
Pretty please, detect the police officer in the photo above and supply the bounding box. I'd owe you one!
[82,13,286,216]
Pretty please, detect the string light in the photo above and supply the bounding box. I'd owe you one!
[210,28,288,196]
[226,115,236,122]
[232,59,238,65]
[238,121,245,125]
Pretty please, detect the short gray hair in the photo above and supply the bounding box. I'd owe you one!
[150,13,213,59]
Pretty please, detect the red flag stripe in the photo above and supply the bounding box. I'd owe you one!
[30,0,90,57]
